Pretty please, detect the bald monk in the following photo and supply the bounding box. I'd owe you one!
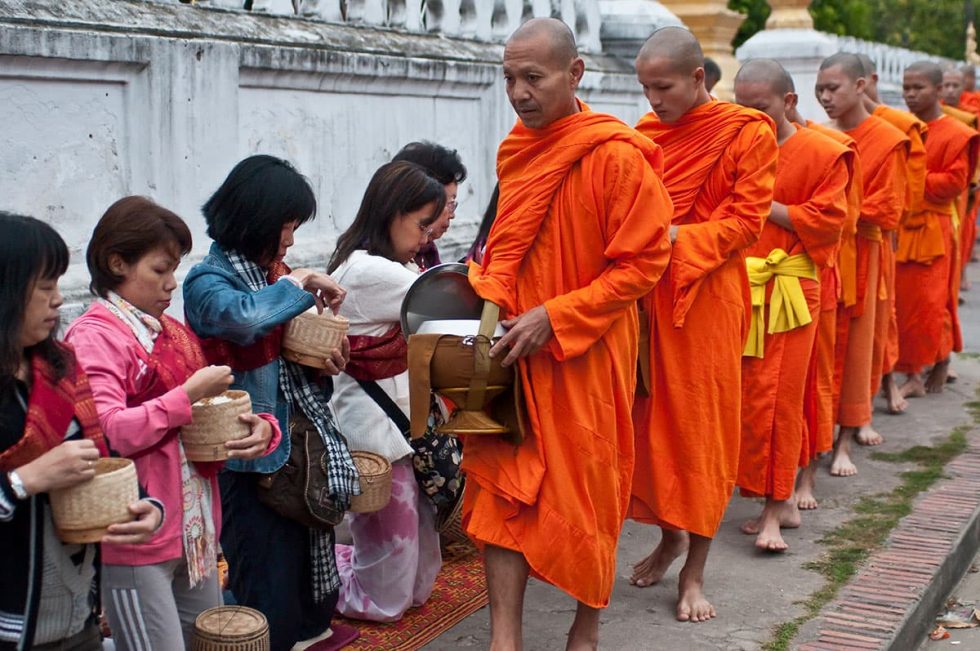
[629,27,777,619]
[789,109,862,510]
[733,60,850,551]
[896,62,980,397]
[960,64,980,114]
[815,52,908,477]
[856,53,927,419]
[463,18,673,649]
[943,67,979,116]
[958,64,980,279]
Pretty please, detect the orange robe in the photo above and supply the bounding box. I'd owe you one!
[803,122,862,458]
[464,105,673,608]
[895,115,979,374]
[871,105,926,384]
[738,126,850,500]
[630,101,777,538]
[958,92,980,115]
[836,116,908,427]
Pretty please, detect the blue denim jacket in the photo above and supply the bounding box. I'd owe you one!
[183,243,315,474]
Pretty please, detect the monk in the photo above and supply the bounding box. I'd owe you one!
[815,52,908,477]
[943,67,979,116]
[958,64,980,278]
[629,27,777,620]
[463,18,673,650]
[789,109,862,510]
[856,53,927,419]
[733,59,850,551]
[959,64,980,114]
[896,62,980,396]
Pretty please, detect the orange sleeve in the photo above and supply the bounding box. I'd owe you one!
[925,141,971,204]
[786,151,850,268]
[906,128,927,212]
[543,141,673,360]
[670,122,777,286]
[861,145,906,230]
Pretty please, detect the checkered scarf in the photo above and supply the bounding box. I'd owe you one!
[225,249,359,600]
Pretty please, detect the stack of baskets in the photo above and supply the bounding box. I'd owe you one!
[191,606,269,651]
[181,390,253,462]
[282,310,349,369]
[349,451,392,513]
[49,457,139,543]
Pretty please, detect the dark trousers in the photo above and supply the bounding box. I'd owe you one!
[219,470,338,651]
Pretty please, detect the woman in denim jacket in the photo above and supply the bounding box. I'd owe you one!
[183,156,359,651]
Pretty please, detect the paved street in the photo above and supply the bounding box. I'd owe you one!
[427,265,980,650]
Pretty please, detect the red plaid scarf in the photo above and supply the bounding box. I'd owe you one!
[344,324,408,381]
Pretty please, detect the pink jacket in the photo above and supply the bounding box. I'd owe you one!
[65,303,281,566]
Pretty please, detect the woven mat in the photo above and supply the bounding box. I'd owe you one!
[334,541,487,650]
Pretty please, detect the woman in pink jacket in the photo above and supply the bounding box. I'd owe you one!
[66,197,281,651]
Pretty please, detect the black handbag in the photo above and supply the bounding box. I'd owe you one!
[357,379,464,529]
[256,413,344,530]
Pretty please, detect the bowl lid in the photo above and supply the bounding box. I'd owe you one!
[400,263,484,337]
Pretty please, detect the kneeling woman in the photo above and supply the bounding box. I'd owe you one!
[328,161,446,621]
[65,197,281,650]
[0,212,161,650]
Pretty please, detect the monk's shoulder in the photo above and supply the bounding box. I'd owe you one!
[786,126,850,158]
[866,115,910,149]
[874,105,925,136]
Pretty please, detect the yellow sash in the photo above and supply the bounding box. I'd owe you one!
[743,249,818,358]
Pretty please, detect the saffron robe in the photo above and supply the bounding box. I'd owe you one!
[464,104,673,608]
[871,105,927,382]
[836,116,908,427]
[801,122,862,460]
[895,115,979,374]
[960,91,980,115]
[630,101,778,537]
[738,126,850,500]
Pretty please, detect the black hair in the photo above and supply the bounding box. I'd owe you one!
[465,184,499,261]
[704,57,722,84]
[203,155,317,265]
[0,212,71,391]
[327,161,446,273]
[392,141,468,186]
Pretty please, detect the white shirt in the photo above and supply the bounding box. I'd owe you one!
[330,250,417,463]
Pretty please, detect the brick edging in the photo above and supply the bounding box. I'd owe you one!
[798,436,980,650]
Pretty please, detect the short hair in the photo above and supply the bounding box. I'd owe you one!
[819,52,866,81]
[203,155,316,265]
[0,212,71,390]
[735,59,795,95]
[961,64,976,77]
[704,57,721,84]
[855,53,876,76]
[86,196,192,298]
[392,141,468,186]
[906,60,944,87]
[637,26,704,75]
[507,18,578,66]
[327,161,447,273]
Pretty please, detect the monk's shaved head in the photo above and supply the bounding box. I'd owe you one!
[636,26,704,75]
[735,59,795,96]
[961,64,976,77]
[507,17,578,66]
[855,53,876,77]
[906,60,943,87]
[819,52,866,81]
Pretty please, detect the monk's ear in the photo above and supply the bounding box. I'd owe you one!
[694,66,705,87]
[784,92,799,115]
[854,76,867,94]
[569,57,585,89]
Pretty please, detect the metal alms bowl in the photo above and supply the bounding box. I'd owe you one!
[400,263,484,337]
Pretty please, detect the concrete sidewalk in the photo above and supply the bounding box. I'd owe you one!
[424,269,980,650]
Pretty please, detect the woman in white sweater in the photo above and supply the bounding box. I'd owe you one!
[327,161,447,622]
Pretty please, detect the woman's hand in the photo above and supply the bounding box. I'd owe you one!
[183,365,234,404]
[14,440,100,495]
[102,500,162,545]
[289,269,346,314]
[225,414,274,460]
[317,337,350,377]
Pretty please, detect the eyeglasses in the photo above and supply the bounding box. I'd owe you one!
[446,200,458,214]
[414,220,435,238]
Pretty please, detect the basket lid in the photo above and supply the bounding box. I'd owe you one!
[353,452,391,476]
[400,263,483,338]
[195,606,268,639]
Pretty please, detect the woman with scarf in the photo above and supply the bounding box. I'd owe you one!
[0,212,161,651]
[183,155,359,651]
[65,197,282,650]
[327,160,446,622]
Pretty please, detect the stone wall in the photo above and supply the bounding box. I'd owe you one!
[0,0,650,317]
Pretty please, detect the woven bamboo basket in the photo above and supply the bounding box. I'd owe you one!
[50,457,138,544]
[191,606,269,651]
[182,390,252,462]
[282,311,349,369]
[349,451,392,513]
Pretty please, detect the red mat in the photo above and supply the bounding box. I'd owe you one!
[335,542,488,650]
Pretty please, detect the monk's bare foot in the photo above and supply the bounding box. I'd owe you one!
[947,367,959,384]
[899,373,927,399]
[740,517,761,535]
[795,463,819,510]
[565,602,599,651]
[676,567,716,623]
[881,373,907,414]
[830,428,858,477]
[741,499,800,534]
[855,423,884,446]
[754,513,789,553]
[925,359,949,394]
[630,529,688,588]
